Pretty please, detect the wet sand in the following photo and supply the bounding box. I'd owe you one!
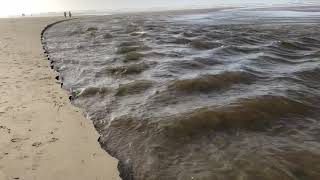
[0,17,120,180]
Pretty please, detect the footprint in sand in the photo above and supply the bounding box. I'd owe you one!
[32,142,42,148]
[0,126,11,133]
[32,137,59,148]
[48,137,59,143]
[11,138,23,143]
[0,152,9,160]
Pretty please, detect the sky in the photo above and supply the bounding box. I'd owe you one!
[0,0,317,16]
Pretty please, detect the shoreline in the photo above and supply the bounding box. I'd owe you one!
[0,17,120,180]
[41,18,132,180]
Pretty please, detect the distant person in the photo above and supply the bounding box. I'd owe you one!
[69,11,72,18]
[64,12,67,18]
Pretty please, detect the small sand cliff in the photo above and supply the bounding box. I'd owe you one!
[0,17,120,180]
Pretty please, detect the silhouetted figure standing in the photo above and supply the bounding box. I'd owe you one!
[69,11,72,18]
[64,12,67,18]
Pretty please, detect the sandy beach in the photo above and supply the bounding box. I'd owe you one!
[0,17,120,180]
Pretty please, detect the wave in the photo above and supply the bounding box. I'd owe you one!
[75,87,109,97]
[190,40,222,50]
[108,63,150,76]
[299,37,320,46]
[226,36,264,46]
[168,71,256,93]
[277,41,313,51]
[214,45,261,56]
[116,80,153,96]
[295,67,320,86]
[160,95,311,136]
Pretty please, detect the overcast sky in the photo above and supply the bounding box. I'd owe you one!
[0,0,317,16]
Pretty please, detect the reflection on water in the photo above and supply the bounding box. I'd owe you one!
[44,7,320,180]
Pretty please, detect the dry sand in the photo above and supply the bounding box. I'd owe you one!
[0,17,120,180]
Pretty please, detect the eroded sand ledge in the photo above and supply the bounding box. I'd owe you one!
[0,17,120,180]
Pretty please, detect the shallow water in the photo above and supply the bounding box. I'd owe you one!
[44,7,320,180]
